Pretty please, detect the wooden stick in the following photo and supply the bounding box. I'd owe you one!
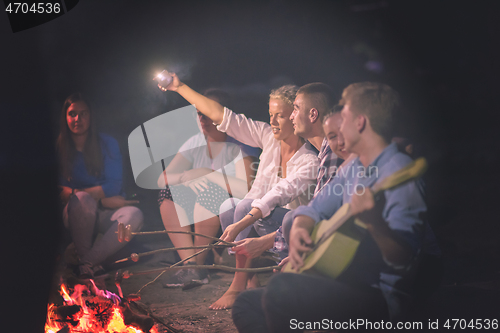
[114,243,235,264]
[116,226,234,246]
[129,301,181,333]
[127,264,280,278]
[136,240,223,294]
[114,242,279,264]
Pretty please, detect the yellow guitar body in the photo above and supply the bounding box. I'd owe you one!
[282,204,367,278]
[282,157,427,279]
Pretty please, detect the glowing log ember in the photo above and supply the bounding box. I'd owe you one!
[44,281,158,333]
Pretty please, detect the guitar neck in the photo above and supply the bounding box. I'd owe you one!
[370,157,427,195]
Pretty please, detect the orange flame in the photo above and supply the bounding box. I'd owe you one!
[45,283,158,333]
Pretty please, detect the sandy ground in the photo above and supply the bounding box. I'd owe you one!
[51,234,275,333]
[49,233,500,333]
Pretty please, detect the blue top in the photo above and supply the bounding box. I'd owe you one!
[60,133,123,197]
[292,143,427,320]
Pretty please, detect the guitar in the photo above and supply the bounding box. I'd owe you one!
[282,157,428,278]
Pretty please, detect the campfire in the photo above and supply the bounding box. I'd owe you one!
[45,280,159,333]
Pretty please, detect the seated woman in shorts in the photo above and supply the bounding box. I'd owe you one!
[157,89,260,288]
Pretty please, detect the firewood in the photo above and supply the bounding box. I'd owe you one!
[121,302,154,333]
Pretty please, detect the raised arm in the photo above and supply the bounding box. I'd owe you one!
[158,73,224,124]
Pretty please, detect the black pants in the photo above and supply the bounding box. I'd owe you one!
[232,273,389,333]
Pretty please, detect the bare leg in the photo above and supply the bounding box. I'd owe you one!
[159,199,196,263]
[209,253,251,310]
[247,273,260,289]
[193,203,221,265]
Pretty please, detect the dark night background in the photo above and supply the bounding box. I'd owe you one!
[1,1,500,331]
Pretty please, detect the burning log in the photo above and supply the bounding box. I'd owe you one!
[121,302,154,333]
[45,282,160,333]
[52,304,81,327]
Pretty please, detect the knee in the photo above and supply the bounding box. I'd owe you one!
[219,198,238,215]
[263,273,297,309]
[232,289,263,326]
[234,199,252,221]
[111,206,143,231]
[67,191,97,214]
[232,291,251,318]
[219,198,238,230]
[282,211,294,245]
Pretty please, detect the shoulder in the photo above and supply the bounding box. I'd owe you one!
[180,133,205,150]
[99,132,117,144]
[319,138,331,155]
[292,143,320,166]
[380,151,414,178]
[99,133,120,154]
[382,153,426,204]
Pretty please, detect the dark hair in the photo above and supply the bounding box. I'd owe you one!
[340,82,400,141]
[322,104,343,125]
[202,88,231,107]
[297,82,337,123]
[56,93,103,181]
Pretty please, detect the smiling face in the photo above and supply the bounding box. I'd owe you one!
[66,101,90,136]
[323,113,350,160]
[269,98,295,141]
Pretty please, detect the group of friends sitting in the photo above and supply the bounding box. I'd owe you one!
[58,73,441,332]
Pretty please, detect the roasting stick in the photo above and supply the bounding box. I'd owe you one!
[134,237,229,294]
[114,243,235,264]
[116,223,234,246]
[116,224,279,293]
[117,264,280,284]
[132,242,279,294]
[114,242,278,264]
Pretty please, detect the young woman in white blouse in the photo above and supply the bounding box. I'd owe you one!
[159,75,319,309]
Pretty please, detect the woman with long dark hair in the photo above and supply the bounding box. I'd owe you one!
[58,93,143,279]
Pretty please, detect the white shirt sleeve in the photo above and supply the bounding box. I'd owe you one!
[216,107,272,149]
[251,154,319,217]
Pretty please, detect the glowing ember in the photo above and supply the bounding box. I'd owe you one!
[45,282,158,333]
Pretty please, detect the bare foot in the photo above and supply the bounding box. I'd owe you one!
[246,274,260,289]
[209,290,241,310]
